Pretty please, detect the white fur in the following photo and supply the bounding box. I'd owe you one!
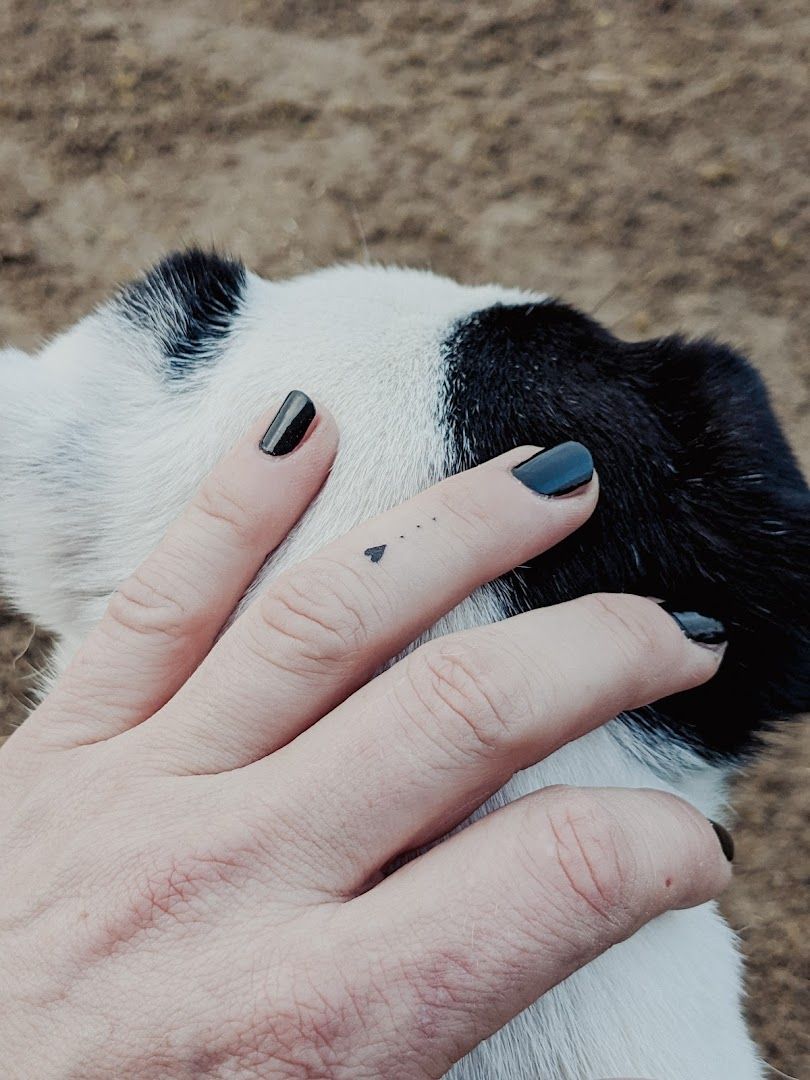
[0,264,764,1078]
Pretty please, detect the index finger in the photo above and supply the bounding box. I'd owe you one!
[32,393,337,747]
[135,442,598,772]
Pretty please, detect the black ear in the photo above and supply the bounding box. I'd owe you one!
[443,302,809,759]
[617,335,810,757]
[115,248,247,383]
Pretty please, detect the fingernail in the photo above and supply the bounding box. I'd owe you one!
[709,820,735,862]
[661,604,727,648]
[511,441,594,497]
[260,391,316,456]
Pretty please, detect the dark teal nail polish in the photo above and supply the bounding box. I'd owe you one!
[709,820,735,862]
[511,441,594,497]
[260,391,316,456]
[662,605,727,647]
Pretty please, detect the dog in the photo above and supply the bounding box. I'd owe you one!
[1,249,807,1079]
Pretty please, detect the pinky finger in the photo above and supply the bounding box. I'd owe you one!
[34,392,337,747]
[349,785,732,1078]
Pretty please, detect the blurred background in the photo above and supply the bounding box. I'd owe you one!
[0,2,807,1074]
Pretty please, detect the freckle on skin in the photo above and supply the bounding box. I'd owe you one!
[665,877,673,888]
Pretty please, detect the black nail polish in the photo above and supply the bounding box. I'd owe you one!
[260,391,316,456]
[511,442,594,497]
[709,820,735,862]
[661,605,727,647]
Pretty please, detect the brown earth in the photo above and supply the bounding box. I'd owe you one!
[0,1,807,1075]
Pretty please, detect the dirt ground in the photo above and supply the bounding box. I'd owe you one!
[1,1,807,1074]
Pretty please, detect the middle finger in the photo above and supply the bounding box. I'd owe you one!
[135,442,597,771]
[245,592,726,893]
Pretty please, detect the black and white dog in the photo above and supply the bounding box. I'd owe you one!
[1,250,808,1078]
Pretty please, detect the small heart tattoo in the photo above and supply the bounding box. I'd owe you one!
[364,544,387,564]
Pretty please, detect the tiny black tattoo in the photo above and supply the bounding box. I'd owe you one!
[399,534,405,539]
[364,545,387,563]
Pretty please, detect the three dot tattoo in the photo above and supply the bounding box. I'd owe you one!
[363,518,438,564]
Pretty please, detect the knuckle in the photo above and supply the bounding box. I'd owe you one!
[106,563,194,643]
[432,474,502,541]
[255,559,377,670]
[191,472,261,550]
[580,592,666,668]
[538,789,635,929]
[404,638,517,760]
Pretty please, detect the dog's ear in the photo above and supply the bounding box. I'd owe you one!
[633,335,810,753]
[605,334,809,756]
[484,309,810,757]
[0,250,251,642]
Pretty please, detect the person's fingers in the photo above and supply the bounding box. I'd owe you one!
[135,443,598,771]
[33,393,337,746]
[348,785,733,1079]
[243,592,726,890]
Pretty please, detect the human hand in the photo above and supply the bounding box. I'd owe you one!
[0,394,732,1078]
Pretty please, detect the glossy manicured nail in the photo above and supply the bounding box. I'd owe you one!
[709,820,735,862]
[511,441,594,497]
[661,605,727,648]
[260,391,316,456]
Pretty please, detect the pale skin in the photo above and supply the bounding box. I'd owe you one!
[0,401,732,1079]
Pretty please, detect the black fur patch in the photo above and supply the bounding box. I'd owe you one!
[118,248,246,380]
[442,301,810,759]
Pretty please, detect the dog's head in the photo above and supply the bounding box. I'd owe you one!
[1,249,807,758]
